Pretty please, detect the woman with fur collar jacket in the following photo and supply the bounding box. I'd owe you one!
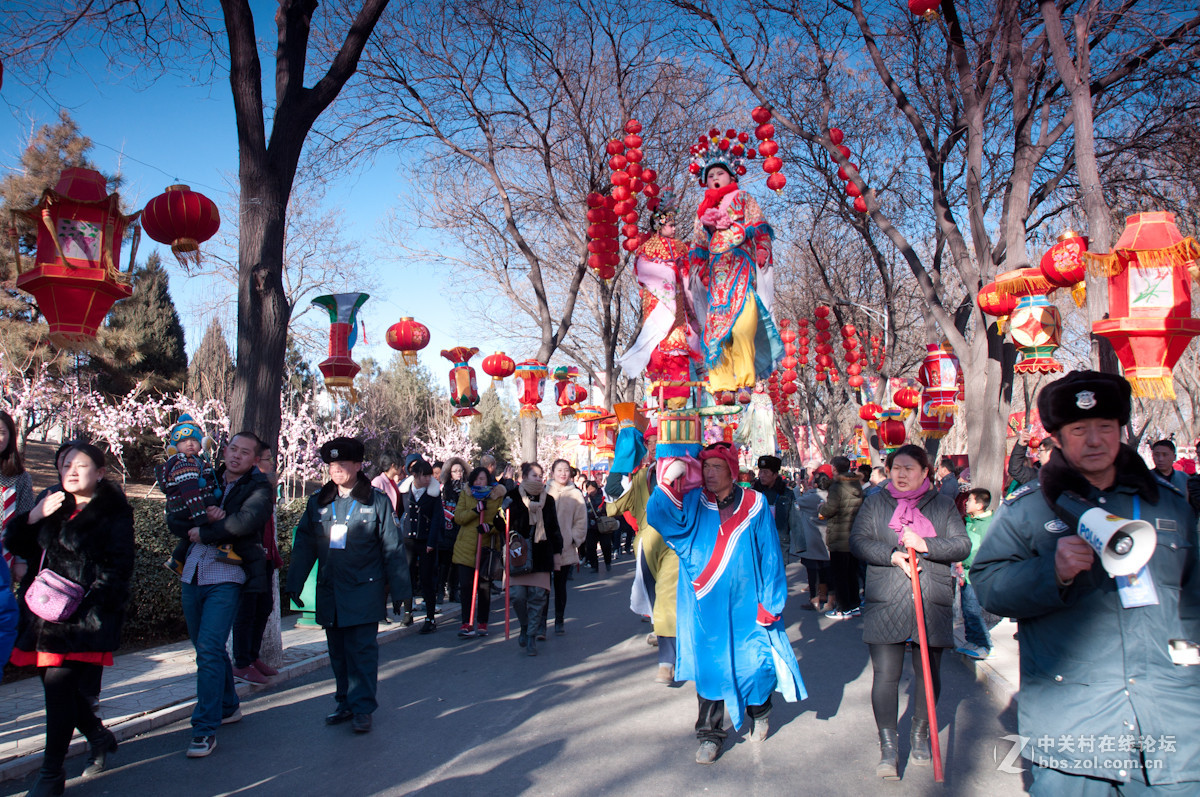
[6,443,135,794]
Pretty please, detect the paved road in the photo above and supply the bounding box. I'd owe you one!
[4,561,1027,796]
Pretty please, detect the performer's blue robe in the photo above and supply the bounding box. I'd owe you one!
[648,483,806,730]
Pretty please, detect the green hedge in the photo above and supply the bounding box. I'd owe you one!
[123,496,308,647]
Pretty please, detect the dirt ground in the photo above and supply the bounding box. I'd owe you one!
[21,439,164,499]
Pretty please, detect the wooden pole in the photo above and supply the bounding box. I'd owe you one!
[908,546,944,782]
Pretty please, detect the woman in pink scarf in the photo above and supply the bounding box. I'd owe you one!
[849,445,970,781]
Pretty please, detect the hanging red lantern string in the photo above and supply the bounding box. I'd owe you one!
[752,106,786,194]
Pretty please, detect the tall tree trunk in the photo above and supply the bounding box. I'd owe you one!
[1040,0,1118,373]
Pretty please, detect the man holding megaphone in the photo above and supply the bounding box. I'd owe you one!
[973,371,1200,796]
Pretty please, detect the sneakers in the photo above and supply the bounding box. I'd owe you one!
[221,707,243,725]
[825,607,862,619]
[956,643,992,660]
[252,659,279,677]
[695,740,721,765]
[457,625,477,638]
[419,618,437,634]
[400,611,414,627]
[232,666,268,684]
[554,622,565,636]
[518,630,528,648]
[186,736,217,758]
[477,624,489,637]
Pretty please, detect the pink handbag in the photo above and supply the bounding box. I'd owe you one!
[24,551,85,623]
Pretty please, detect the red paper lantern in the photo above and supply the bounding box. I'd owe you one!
[846,181,862,198]
[909,0,941,21]
[10,168,138,348]
[625,119,642,134]
[482,351,517,382]
[1089,211,1200,399]
[976,282,1018,332]
[755,123,775,140]
[893,386,920,411]
[853,196,868,213]
[141,184,220,267]
[877,408,906,450]
[751,106,772,124]
[859,402,881,426]
[829,128,844,145]
[1039,230,1089,306]
[442,346,481,419]
[763,157,783,174]
[386,317,431,366]
[767,173,787,192]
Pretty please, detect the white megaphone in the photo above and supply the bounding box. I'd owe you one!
[1055,491,1157,577]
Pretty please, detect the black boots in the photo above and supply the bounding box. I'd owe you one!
[82,727,118,777]
[910,719,932,766]
[25,768,66,797]
[876,729,900,780]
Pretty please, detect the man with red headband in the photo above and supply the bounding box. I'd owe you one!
[648,442,806,765]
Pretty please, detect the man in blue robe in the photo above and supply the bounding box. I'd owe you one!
[648,441,805,765]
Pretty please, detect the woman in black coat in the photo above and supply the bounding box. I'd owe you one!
[849,444,970,781]
[506,462,563,656]
[6,444,135,795]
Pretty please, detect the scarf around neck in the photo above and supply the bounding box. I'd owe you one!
[696,183,739,219]
[520,481,547,543]
[885,479,936,544]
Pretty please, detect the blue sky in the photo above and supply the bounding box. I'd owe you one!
[0,21,510,392]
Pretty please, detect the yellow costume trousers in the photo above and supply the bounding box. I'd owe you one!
[707,301,758,391]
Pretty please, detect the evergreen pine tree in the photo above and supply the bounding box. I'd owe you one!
[96,252,188,395]
[188,318,235,406]
[471,384,514,464]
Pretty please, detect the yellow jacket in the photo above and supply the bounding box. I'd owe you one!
[452,487,504,567]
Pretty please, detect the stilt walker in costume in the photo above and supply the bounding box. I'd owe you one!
[605,406,681,685]
[688,132,784,405]
[616,193,702,410]
[648,441,805,765]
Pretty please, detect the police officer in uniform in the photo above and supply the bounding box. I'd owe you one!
[973,371,1200,795]
[287,437,410,734]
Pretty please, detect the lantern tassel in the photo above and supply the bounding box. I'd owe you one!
[1070,282,1086,307]
[1127,375,1177,401]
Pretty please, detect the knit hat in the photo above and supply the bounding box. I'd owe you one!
[1037,371,1132,433]
[166,414,205,456]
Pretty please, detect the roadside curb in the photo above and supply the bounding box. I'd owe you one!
[0,605,461,784]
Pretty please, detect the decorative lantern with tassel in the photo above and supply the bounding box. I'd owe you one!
[995,267,1064,374]
[1087,212,1200,399]
[386,317,430,366]
[877,407,907,451]
[1039,230,1089,306]
[514,359,549,417]
[441,347,481,419]
[311,293,369,392]
[9,168,139,348]
[554,366,585,417]
[140,184,220,268]
[916,342,960,416]
[481,351,516,383]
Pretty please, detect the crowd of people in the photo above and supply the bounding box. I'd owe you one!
[1,368,1199,795]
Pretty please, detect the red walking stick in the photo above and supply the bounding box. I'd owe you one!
[504,509,512,640]
[908,546,944,782]
[469,530,483,629]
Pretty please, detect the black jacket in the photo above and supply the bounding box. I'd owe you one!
[1007,442,1039,487]
[7,480,135,654]
[752,478,793,542]
[849,487,971,648]
[819,475,864,553]
[505,487,563,574]
[287,474,410,627]
[168,466,274,592]
[403,485,442,549]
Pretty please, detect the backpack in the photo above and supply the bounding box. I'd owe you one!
[507,531,533,576]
